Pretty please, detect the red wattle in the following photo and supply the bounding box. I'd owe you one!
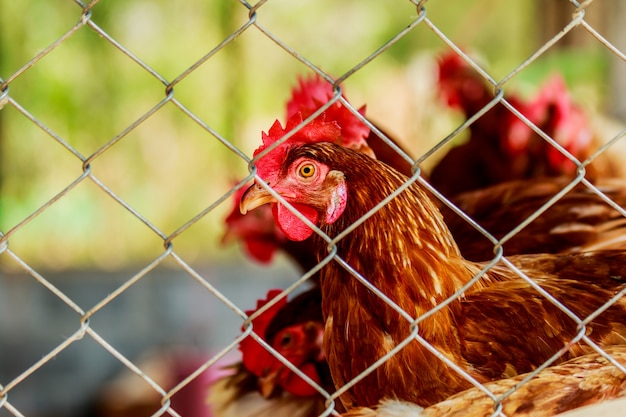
[273,203,319,241]
[282,362,321,397]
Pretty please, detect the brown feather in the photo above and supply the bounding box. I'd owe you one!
[441,177,626,261]
[341,346,626,417]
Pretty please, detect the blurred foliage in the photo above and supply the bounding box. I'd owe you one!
[0,0,614,271]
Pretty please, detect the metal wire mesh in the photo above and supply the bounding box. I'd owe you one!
[0,0,625,416]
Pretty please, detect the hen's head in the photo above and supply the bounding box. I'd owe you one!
[241,138,414,245]
[437,51,491,114]
[223,75,380,255]
[240,289,325,398]
[243,113,346,242]
[531,75,593,173]
[504,75,593,174]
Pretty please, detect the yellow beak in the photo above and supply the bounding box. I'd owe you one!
[258,369,280,398]
[240,183,277,215]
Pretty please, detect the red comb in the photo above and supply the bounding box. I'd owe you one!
[287,75,336,119]
[437,51,469,83]
[253,112,341,181]
[286,74,370,149]
[535,75,592,172]
[240,289,288,377]
[243,289,286,337]
[436,51,477,109]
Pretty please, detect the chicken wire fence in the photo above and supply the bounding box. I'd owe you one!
[1,0,625,416]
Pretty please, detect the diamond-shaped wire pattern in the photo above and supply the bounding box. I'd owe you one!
[1,0,625,416]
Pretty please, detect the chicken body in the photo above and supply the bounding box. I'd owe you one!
[342,346,626,417]
[443,176,626,261]
[241,141,626,409]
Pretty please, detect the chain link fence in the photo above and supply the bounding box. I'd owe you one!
[1,0,625,416]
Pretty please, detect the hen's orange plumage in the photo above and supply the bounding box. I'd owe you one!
[217,75,417,416]
[240,136,626,410]
[341,346,626,417]
[442,176,626,261]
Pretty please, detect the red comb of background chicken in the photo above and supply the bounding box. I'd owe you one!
[240,289,287,378]
[437,51,489,111]
[504,75,593,174]
[530,75,593,173]
[287,75,370,151]
[437,51,466,79]
[437,51,465,105]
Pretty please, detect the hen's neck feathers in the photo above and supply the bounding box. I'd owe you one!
[295,143,477,313]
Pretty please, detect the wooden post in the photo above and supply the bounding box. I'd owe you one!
[537,0,607,47]
[606,0,626,121]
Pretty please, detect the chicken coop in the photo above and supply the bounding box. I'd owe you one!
[1,0,625,416]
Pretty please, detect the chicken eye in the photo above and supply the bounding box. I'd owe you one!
[278,332,293,347]
[298,163,316,178]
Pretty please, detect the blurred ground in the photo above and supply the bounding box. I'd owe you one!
[0,259,301,417]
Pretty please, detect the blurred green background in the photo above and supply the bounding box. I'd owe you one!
[0,0,621,271]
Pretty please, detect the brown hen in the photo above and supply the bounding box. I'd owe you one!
[240,132,626,410]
